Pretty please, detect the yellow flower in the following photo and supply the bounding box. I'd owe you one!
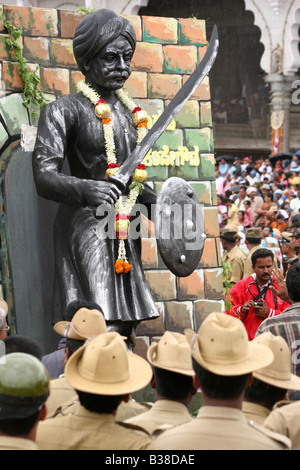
[132,109,149,127]
[95,100,111,119]
[132,168,147,182]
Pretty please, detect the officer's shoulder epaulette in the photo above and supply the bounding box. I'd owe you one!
[140,401,154,410]
[116,420,152,437]
[248,419,291,449]
[272,399,291,411]
[151,423,175,438]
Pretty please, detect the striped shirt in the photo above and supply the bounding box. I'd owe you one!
[255,303,300,377]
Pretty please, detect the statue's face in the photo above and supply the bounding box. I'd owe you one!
[86,36,133,90]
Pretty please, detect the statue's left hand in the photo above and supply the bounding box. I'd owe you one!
[83,180,121,207]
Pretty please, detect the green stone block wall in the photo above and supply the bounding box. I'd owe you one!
[0,5,224,359]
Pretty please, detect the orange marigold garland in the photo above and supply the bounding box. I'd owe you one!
[77,80,149,274]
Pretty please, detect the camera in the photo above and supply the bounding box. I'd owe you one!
[253,301,263,307]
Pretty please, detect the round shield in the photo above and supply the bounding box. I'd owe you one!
[155,177,206,277]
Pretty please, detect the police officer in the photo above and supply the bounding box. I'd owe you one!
[243,227,262,278]
[0,353,49,450]
[45,305,108,419]
[242,333,300,425]
[279,231,296,275]
[46,306,150,422]
[36,332,153,450]
[124,331,195,435]
[221,225,245,284]
[153,313,291,450]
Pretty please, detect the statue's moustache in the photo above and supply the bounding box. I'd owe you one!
[108,71,129,79]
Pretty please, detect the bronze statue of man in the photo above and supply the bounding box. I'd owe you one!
[32,9,159,345]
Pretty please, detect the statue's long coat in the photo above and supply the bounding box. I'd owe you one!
[33,93,159,326]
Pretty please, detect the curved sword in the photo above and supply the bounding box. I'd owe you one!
[109,24,219,190]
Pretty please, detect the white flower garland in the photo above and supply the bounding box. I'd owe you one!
[77,80,149,273]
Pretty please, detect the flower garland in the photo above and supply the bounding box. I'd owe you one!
[77,80,149,274]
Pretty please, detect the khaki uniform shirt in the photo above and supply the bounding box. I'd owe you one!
[36,404,153,450]
[222,245,245,284]
[117,400,153,421]
[46,375,150,421]
[263,400,300,450]
[153,406,291,450]
[46,375,78,418]
[124,399,192,435]
[0,436,38,450]
[243,245,261,279]
[242,401,270,426]
[243,244,278,279]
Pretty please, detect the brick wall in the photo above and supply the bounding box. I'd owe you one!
[0,5,224,358]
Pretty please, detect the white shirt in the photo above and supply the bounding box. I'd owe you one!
[290,197,300,212]
[235,196,250,211]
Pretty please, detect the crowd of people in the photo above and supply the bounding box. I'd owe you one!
[217,152,300,272]
[217,152,300,347]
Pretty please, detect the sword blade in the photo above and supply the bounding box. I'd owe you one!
[110,24,219,189]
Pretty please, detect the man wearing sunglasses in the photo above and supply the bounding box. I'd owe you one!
[226,248,290,340]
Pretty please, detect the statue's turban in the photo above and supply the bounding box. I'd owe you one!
[73,9,136,74]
